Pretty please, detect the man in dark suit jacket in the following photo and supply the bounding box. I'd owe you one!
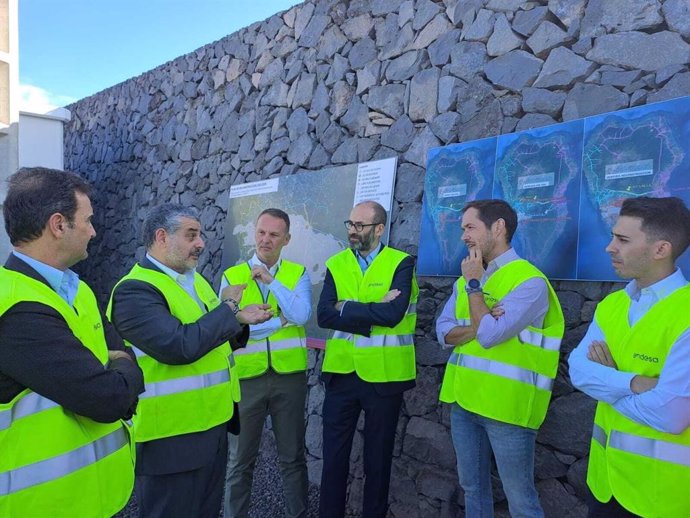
[109,203,271,518]
[0,167,143,518]
[317,200,418,518]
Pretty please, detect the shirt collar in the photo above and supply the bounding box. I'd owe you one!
[357,242,383,266]
[249,253,280,276]
[12,250,80,305]
[146,253,195,285]
[484,248,519,277]
[624,267,688,302]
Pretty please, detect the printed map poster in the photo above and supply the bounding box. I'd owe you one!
[418,137,496,276]
[578,95,690,280]
[494,120,584,279]
[419,95,690,281]
[222,157,397,346]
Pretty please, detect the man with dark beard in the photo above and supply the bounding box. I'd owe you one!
[317,200,418,518]
[108,203,272,518]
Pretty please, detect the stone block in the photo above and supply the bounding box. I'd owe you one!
[562,83,628,121]
[513,6,548,37]
[538,392,596,457]
[403,416,455,470]
[582,0,663,38]
[487,13,523,57]
[485,50,543,91]
[534,47,595,88]
[587,31,690,72]
[526,21,569,58]
[462,9,495,42]
[366,84,407,119]
[663,0,690,38]
[448,41,489,82]
[381,115,416,152]
[521,87,566,117]
[409,68,440,122]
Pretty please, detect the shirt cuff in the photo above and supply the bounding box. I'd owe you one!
[606,368,637,398]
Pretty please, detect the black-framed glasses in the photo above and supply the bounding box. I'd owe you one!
[344,220,381,232]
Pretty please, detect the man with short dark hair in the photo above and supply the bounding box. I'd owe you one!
[317,200,418,518]
[436,198,564,518]
[108,203,272,518]
[569,196,690,518]
[221,208,311,518]
[0,167,144,518]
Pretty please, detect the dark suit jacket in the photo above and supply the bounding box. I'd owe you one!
[317,246,416,396]
[109,257,248,475]
[0,254,143,419]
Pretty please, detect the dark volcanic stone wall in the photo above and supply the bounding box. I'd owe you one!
[65,1,690,516]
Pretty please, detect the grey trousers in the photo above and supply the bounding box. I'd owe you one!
[224,369,308,518]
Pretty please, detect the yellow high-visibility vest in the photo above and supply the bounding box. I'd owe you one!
[223,260,307,378]
[0,267,135,518]
[322,247,418,382]
[439,260,564,429]
[587,286,690,518]
[108,264,240,442]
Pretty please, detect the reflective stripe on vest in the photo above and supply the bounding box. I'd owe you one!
[331,332,415,348]
[140,369,230,399]
[593,421,690,466]
[0,392,59,431]
[449,352,554,391]
[233,336,304,355]
[0,427,127,497]
[592,423,607,448]
[518,328,561,351]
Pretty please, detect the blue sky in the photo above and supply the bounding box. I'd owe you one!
[19,0,301,112]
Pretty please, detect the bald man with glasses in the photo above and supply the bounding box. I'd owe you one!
[317,200,419,518]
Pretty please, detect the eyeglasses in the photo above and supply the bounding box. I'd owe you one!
[344,220,381,232]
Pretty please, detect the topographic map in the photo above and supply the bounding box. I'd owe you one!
[222,158,396,343]
[494,121,583,279]
[419,95,690,280]
[578,96,690,279]
[418,138,495,276]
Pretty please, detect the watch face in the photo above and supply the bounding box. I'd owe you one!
[468,279,480,289]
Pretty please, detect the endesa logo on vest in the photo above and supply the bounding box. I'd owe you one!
[93,322,103,331]
[368,282,385,287]
[632,352,659,363]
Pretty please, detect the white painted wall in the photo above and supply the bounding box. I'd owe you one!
[19,108,71,169]
[0,0,19,259]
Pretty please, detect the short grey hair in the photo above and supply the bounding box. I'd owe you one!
[142,203,200,249]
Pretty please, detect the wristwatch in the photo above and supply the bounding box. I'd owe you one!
[223,297,240,315]
[465,278,483,295]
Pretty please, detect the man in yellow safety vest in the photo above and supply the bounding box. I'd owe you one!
[0,167,144,518]
[221,208,311,518]
[317,200,418,518]
[569,196,690,518]
[108,203,271,518]
[437,199,564,517]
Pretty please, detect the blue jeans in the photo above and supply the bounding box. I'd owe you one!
[450,404,543,518]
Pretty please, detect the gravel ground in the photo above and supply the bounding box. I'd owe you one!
[114,429,320,518]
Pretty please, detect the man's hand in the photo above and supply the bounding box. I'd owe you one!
[461,247,485,281]
[587,340,618,369]
[381,289,401,302]
[221,283,246,303]
[108,350,133,362]
[631,375,659,394]
[236,303,273,325]
[251,265,274,285]
[489,303,504,319]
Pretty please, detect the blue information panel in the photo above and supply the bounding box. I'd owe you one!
[419,95,690,280]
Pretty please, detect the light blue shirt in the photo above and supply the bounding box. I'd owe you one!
[219,253,312,341]
[146,253,204,310]
[435,248,549,349]
[12,250,81,307]
[356,242,383,273]
[569,268,690,434]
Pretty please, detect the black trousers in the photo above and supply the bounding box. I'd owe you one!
[135,432,228,518]
[319,373,403,518]
[588,492,641,518]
